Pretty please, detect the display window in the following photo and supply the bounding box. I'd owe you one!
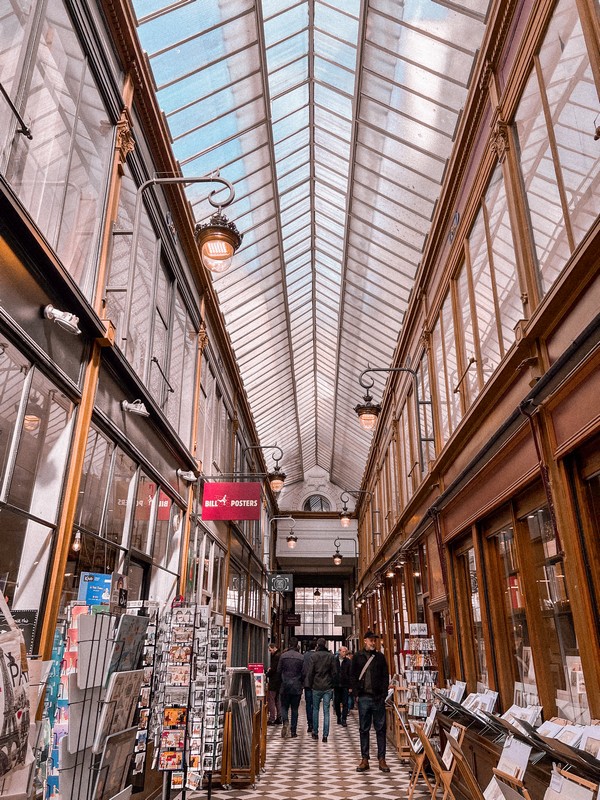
[453,539,490,691]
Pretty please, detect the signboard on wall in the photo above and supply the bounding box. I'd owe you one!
[284,614,301,627]
[267,573,293,592]
[334,614,352,627]
[201,482,262,520]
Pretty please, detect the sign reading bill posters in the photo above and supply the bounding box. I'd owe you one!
[202,482,261,521]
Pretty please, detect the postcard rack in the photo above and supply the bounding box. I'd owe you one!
[54,606,150,800]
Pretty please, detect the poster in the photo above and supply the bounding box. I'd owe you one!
[78,573,112,606]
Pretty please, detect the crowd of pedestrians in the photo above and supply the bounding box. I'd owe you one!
[266,630,391,773]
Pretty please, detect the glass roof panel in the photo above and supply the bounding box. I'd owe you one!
[264,3,308,45]
[135,0,492,493]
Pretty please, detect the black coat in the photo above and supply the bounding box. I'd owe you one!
[307,648,336,691]
[334,655,352,689]
[267,650,281,692]
[350,649,389,698]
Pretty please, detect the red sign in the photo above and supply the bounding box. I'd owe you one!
[202,482,261,521]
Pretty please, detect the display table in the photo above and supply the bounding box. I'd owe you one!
[438,713,551,800]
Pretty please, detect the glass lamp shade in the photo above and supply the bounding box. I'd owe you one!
[195,213,242,274]
[340,511,351,528]
[268,467,286,493]
[286,534,298,549]
[333,551,343,566]
[314,588,321,597]
[355,398,381,431]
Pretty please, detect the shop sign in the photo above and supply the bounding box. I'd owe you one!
[334,614,352,627]
[267,573,293,592]
[77,571,112,605]
[284,614,301,627]
[202,482,261,520]
[0,609,38,654]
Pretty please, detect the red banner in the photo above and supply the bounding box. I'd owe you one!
[202,482,262,520]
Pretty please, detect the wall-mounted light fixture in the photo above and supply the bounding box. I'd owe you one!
[177,468,198,483]
[355,364,432,473]
[121,399,150,417]
[339,489,372,528]
[243,444,286,493]
[72,530,82,552]
[286,531,298,549]
[195,211,242,274]
[386,569,395,579]
[43,304,81,335]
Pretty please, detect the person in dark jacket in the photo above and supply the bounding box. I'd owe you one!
[266,643,282,725]
[306,637,336,742]
[351,630,391,773]
[302,640,317,732]
[277,637,304,738]
[333,645,351,726]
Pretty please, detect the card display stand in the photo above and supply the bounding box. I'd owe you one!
[151,603,227,795]
[220,668,262,789]
[403,628,438,720]
[130,602,158,784]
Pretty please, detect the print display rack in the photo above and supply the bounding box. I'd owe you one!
[151,603,227,797]
[55,604,150,800]
[403,623,438,719]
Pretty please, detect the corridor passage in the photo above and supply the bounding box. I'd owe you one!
[214,703,430,799]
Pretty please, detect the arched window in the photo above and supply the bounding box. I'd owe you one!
[302,495,331,512]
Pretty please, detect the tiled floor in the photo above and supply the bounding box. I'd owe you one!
[212,703,431,799]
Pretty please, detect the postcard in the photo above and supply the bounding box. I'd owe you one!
[161,728,185,749]
[159,750,183,770]
[93,669,144,753]
[166,664,190,686]
[163,706,187,728]
[93,726,138,800]
[106,615,149,681]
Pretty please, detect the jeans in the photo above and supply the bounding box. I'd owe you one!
[304,688,313,729]
[358,695,387,759]
[280,691,302,734]
[312,689,333,738]
[334,687,349,723]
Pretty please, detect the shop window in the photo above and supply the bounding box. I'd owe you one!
[416,352,436,467]
[227,568,241,612]
[165,293,196,448]
[75,425,114,534]
[521,506,581,712]
[61,532,120,613]
[412,551,425,624]
[495,525,530,686]
[1,507,54,615]
[7,371,74,524]
[0,0,113,296]
[103,449,137,546]
[130,471,156,554]
[463,546,489,688]
[514,0,600,296]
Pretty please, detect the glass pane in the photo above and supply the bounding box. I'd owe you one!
[538,1,600,253]
[468,207,502,382]
[456,263,479,405]
[464,547,488,687]
[496,526,529,685]
[75,425,114,534]
[524,506,582,719]
[2,506,54,615]
[103,448,137,546]
[484,164,522,354]
[130,472,155,553]
[8,370,74,524]
[0,342,29,489]
[515,69,570,295]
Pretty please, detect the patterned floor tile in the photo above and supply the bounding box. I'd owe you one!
[207,701,432,799]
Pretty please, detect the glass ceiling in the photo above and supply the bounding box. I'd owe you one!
[133,0,491,493]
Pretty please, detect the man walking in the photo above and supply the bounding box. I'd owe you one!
[277,637,304,738]
[333,645,351,726]
[306,637,336,742]
[266,642,282,725]
[351,630,391,773]
[302,639,316,732]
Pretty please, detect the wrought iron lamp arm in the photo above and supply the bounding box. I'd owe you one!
[243,444,284,466]
[358,365,417,392]
[122,175,235,350]
[334,536,358,558]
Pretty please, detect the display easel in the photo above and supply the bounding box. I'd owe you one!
[414,720,465,800]
[493,768,534,799]
[543,767,598,800]
[398,716,436,800]
[445,732,485,800]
